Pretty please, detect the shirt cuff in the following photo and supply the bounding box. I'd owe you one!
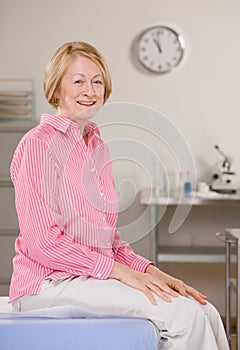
[91,253,115,279]
[130,255,153,273]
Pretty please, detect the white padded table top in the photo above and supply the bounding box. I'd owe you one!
[0,297,159,350]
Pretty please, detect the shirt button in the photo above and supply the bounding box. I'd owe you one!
[107,241,111,247]
[102,216,106,221]
[100,191,104,196]
[91,167,95,172]
[96,272,102,278]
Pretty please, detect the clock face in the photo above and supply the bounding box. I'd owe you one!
[137,26,185,73]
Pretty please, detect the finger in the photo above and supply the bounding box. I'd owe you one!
[147,278,178,297]
[172,281,200,300]
[198,292,208,299]
[143,287,158,305]
[193,294,207,305]
[185,284,207,299]
[176,284,188,297]
[184,286,208,305]
[150,279,179,298]
[191,291,208,305]
[157,292,172,303]
[147,283,173,303]
[161,286,179,298]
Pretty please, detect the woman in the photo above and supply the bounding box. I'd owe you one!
[9,41,229,349]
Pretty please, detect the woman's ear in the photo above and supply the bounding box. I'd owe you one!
[53,96,59,108]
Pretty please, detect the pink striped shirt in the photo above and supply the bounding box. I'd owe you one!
[9,114,151,302]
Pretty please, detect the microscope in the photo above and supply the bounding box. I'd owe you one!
[210,145,238,194]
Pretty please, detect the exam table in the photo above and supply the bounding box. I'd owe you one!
[0,297,159,350]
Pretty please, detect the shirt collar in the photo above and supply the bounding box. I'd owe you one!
[40,114,100,137]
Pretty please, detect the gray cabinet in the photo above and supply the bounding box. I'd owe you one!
[0,126,36,296]
[0,79,36,296]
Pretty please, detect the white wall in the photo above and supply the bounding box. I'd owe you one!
[1,0,240,315]
[1,0,240,180]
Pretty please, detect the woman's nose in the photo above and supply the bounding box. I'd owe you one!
[82,81,95,96]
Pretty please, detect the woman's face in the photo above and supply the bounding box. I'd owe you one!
[55,55,105,122]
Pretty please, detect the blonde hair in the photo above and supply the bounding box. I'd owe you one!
[44,41,112,107]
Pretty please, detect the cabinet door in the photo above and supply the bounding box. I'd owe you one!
[0,130,28,296]
[0,188,18,229]
[0,233,17,295]
[0,132,22,179]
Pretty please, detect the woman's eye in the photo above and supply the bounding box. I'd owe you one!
[74,80,84,84]
[93,80,103,85]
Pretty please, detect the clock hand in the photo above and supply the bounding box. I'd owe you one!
[153,36,162,53]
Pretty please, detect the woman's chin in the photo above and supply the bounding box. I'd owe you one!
[73,105,101,122]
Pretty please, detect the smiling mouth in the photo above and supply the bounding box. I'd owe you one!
[77,101,96,106]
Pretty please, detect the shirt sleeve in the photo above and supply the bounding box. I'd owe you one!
[11,136,114,280]
[112,230,153,272]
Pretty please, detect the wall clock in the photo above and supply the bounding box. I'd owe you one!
[137,26,185,74]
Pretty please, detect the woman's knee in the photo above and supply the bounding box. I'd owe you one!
[201,300,220,318]
[173,296,208,324]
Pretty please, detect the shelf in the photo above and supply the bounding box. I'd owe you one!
[157,246,236,263]
[0,229,19,237]
[0,278,10,285]
[0,178,13,187]
[0,79,35,122]
[141,189,240,206]
[0,79,37,132]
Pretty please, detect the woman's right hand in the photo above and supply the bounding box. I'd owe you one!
[108,262,179,305]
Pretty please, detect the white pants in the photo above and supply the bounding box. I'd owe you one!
[12,277,229,350]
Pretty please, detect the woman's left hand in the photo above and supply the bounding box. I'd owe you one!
[146,265,208,305]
